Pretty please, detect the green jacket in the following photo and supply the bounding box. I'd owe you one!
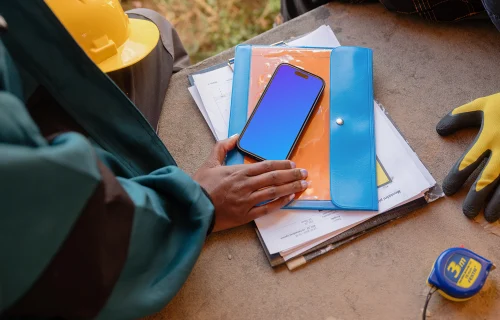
[0,1,214,319]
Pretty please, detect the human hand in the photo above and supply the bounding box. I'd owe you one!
[193,135,309,232]
[436,93,500,222]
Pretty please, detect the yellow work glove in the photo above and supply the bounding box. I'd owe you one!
[437,93,500,222]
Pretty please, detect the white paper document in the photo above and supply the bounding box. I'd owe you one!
[190,25,341,141]
[285,24,341,47]
[192,66,234,140]
[254,103,434,256]
[279,220,369,261]
[381,103,437,188]
[279,194,425,261]
[286,24,340,47]
[188,86,216,137]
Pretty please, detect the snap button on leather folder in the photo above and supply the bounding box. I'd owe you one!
[227,45,377,211]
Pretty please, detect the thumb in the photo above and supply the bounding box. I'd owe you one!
[213,134,239,164]
[436,101,484,136]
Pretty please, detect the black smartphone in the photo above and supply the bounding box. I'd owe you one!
[237,63,325,161]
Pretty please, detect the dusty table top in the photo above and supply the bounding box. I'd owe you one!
[152,3,500,319]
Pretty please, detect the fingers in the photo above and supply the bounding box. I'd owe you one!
[485,183,500,222]
[474,152,500,192]
[442,147,490,196]
[479,155,500,222]
[244,160,296,176]
[436,110,482,136]
[462,161,500,219]
[250,179,308,206]
[458,134,492,172]
[436,97,485,136]
[211,134,239,164]
[249,168,308,190]
[248,194,296,220]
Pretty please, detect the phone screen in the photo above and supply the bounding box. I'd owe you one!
[237,63,325,161]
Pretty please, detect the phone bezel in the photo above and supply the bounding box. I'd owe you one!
[236,63,325,161]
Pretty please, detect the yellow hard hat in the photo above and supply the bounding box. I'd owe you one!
[45,0,160,73]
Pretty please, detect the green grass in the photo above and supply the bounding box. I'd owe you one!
[122,0,281,63]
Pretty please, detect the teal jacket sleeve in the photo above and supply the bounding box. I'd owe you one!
[0,88,215,319]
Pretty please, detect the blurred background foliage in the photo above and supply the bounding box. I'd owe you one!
[121,0,282,63]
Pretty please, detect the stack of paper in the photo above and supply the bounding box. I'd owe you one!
[188,25,437,263]
[256,103,435,260]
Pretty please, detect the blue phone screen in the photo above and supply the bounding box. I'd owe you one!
[238,64,324,160]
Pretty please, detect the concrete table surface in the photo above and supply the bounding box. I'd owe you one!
[152,3,500,319]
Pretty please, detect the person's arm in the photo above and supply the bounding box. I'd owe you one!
[1,131,308,320]
[1,77,308,320]
[0,93,214,319]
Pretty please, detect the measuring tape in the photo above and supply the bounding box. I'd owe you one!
[427,247,495,301]
[422,247,495,319]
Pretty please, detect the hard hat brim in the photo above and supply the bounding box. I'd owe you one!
[98,18,160,73]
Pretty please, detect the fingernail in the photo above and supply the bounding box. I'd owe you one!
[300,169,308,178]
[290,161,296,169]
[230,134,239,139]
[301,180,308,189]
[289,194,295,201]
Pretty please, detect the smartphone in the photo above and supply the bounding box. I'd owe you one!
[237,63,325,161]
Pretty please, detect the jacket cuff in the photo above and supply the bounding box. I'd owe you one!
[200,186,215,236]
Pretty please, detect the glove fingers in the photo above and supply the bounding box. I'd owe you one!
[485,183,500,222]
[436,110,482,136]
[442,149,490,196]
[462,159,499,219]
[483,155,500,222]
